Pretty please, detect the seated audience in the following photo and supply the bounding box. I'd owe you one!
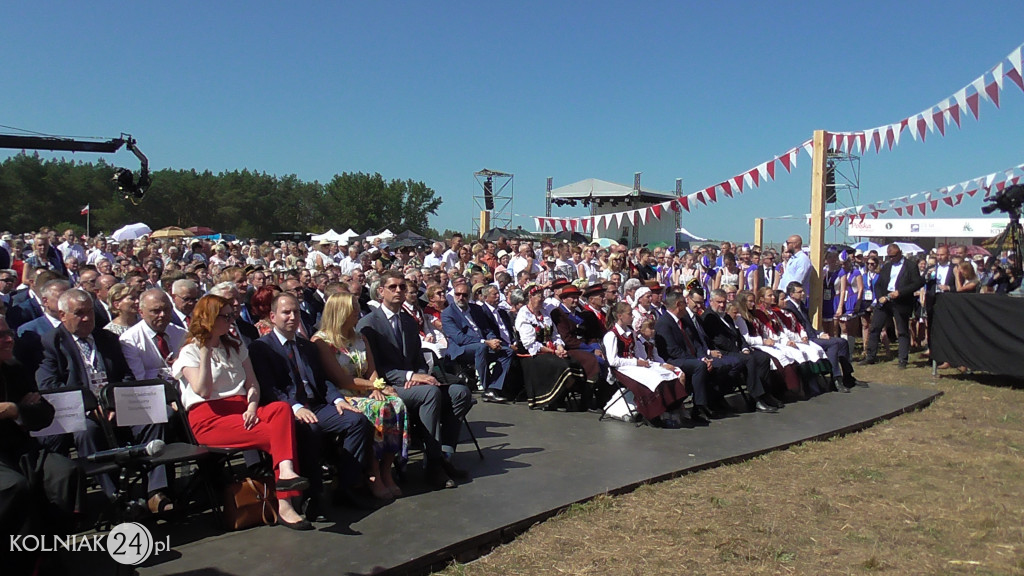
[514,285,585,410]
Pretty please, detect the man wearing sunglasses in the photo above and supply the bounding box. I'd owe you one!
[357,270,472,490]
[442,282,515,404]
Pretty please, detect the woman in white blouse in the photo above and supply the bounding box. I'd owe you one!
[173,295,313,530]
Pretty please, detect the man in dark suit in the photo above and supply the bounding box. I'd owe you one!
[7,270,62,332]
[861,244,924,368]
[35,289,171,511]
[13,279,71,373]
[783,282,856,392]
[357,270,472,489]
[1,317,83,571]
[654,291,714,425]
[676,288,760,415]
[442,283,514,403]
[703,289,781,411]
[249,292,373,509]
[924,245,955,356]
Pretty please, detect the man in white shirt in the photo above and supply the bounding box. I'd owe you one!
[440,233,464,272]
[170,279,200,329]
[779,235,812,290]
[336,245,363,275]
[423,242,445,270]
[120,290,187,380]
[86,237,115,267]
[57,229,87,264]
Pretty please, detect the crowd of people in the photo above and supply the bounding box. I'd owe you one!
[1,224,1017,551]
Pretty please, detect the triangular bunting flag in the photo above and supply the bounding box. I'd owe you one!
[942,196,954,207]
[1008,68,1024,93]
[705,186,717,203]
[721,180,733,197]
[885,125,895,150]
[651,204,662,220]
[994,63,1005,91]
[871,211,879,218]
[929,199,939,211]
[966,188,978,197]
[802,140,814,157]
[695,192,707,205]
[895,207,904,216]
[637,209,648,225]
[917,202,927,214]
[779,152,792,172]
[859,214,867,223]
[678,196,690,212]
[789,148,799,169]
[932,109,945,135]
[534,217,542,231]
[986,79,1001,108]
[766,160,776,181]
[732,175,744,192]
[748,169,760,187]
[966,90,981,119]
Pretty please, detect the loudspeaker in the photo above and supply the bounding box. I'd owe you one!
[484,177,494,210]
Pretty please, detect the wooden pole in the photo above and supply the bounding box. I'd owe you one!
[479,210,491,239]
[753,218,764,248]
[809,130,829,330]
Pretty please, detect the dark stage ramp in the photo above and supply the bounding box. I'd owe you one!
[85,382,938,576]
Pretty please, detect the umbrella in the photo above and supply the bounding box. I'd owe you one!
[594,237,618,248]
[150,226,195,239]
[853,241,882,253]
[187,226,217,236]
[894,241,925,255]
[964,244,991,257]
[552,230,588,243]
[111,222,151,242]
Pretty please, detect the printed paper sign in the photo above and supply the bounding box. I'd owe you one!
[112,385,168,427]
[31,391,87,437]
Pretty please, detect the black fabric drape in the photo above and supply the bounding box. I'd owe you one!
[931,293,1024,376]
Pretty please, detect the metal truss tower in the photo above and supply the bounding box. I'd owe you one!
[473,168,513,232]
[826,149,861,245]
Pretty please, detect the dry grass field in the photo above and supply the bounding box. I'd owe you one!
[438,353,1024,576]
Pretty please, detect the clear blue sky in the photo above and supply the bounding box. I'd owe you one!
[3,1,1024,243]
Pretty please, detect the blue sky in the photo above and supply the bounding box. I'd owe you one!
[3,1,1024,243]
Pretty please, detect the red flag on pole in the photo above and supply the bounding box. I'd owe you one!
[80,204,90,215]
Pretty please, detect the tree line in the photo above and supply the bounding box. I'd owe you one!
[0,152,447,239]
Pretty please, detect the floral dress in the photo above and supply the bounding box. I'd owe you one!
[325,335,409,461]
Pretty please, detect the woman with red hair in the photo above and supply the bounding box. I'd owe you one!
[249,284,281,336]
[172,294,313,530]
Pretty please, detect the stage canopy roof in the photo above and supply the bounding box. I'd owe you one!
[549,178,676,207]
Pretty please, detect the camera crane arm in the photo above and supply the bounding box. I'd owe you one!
[0,132,150,202]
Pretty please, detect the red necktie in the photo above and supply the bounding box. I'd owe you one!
[678,319,697,356]
[155,332,171,361]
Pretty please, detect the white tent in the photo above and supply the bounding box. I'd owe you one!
[676,226,707,242]
[310,229,346,243]
[339,229,360,245]
[367,229,395,243]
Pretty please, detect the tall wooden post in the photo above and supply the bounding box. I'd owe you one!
[479,210,491,239]
[753,218,764,248]
[809,130,829,330]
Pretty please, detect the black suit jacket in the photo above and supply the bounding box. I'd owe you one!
[654,312,700,363]
[7,296,43,331]
[232,319,260,348]
[35,325,134,411]
[1,360,55,460]
[702,311,745,353]
[876,257,924,310]
[356,306,428,388]
[678,309,710,354]
[783,299,820,339]
[479,304,516,347]
[248,332,342,409]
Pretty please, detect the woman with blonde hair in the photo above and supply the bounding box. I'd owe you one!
[104,283,140,336]
[312,292,407,499]
[172,295,312,529]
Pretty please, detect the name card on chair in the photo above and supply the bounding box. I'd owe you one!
[31,391,88,437]
[113,385,168,427]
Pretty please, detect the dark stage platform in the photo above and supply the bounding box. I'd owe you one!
[79,382,938,576]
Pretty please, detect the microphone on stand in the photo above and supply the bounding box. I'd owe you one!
[86,439,165,464]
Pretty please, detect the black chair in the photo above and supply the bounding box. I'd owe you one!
[98,379,221,524]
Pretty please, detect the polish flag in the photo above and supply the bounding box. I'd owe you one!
[80,204,90,215]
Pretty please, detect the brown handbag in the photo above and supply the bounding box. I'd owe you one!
[222,477,279,530]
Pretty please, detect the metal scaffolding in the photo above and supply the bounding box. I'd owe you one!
[473,168,513,232]
[826,149,861,244]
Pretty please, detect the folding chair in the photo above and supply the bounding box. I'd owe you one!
[98,379,221,525]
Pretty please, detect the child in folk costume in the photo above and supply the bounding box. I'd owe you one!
[603,303,687,424]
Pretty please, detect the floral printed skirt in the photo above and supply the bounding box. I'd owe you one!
[347,395,409,461]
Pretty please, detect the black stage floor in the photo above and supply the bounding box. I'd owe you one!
[78,382,938,576]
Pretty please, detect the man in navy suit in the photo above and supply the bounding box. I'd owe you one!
[442,283,514,403]
[14,279,71,373]
[249,292,373,508]
[35,289,170,511]
[783,282,856,392]
[654,291,714,425]
[357,270,472,489]
[7,269,62,331]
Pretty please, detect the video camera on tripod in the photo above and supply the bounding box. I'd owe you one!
[981,183,1024,217]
